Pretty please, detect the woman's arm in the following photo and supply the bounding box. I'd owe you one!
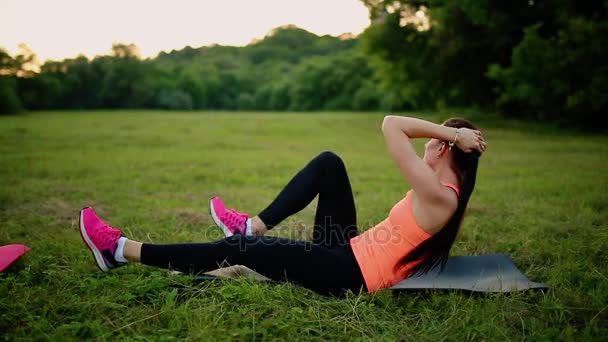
[383,116,485,152]
[383,116,458,141]
[381,115,484,203]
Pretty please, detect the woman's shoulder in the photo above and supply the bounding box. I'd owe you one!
[440,182,460,197]
[409,183,459,235]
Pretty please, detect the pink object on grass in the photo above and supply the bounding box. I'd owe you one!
[0,244,31,272]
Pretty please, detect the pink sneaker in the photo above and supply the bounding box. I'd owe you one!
[79,207,125,271]
[209,197,250,237]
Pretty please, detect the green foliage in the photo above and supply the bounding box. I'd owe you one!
[359,0,608,128]
[488,19,608,126]
[0,48,25,114]
[0,76,23,114]
[1,111,607,339]
[288,52,375,111]
[360,13,434,110]
[352,80,382,111]
[243,25,355,64]
[6,26,379,113]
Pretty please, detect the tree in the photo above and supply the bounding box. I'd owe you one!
[358,0,608,126]
[0,48,23,114]
[0,76,22,114]
[488,13,608,127]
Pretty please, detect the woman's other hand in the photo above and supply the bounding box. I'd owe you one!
[455,128,486,154]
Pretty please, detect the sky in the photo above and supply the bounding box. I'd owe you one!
[1,0,371,62]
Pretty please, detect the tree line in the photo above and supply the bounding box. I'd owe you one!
[1,26,384,114]
[1,0,606,128]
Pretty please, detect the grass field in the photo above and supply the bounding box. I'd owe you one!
[1,111,607,340]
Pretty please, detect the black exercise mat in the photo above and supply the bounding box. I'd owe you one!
[390,253,547,293]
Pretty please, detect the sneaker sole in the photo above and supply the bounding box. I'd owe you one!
[209,199,234,238]
[79,208,109,272]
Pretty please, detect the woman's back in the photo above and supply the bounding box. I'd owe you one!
[350,182,460,292]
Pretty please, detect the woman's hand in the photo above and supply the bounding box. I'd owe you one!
[455,128,486,154]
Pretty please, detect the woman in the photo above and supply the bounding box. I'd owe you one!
[79,116,486,297]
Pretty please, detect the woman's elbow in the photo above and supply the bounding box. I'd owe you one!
[382,115,397,133]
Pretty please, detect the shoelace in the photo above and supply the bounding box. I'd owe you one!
[222,209,248,229]
[94,224,122,246]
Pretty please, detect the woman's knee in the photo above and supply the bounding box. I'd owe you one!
[315,151,344,168]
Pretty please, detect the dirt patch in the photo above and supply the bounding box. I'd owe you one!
[171,208,211,227]
[39,197,75,223]
[1,197,110,227]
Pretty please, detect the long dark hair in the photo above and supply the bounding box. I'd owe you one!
[394,117,481,276]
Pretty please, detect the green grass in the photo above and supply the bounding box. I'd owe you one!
[1,111,607,340]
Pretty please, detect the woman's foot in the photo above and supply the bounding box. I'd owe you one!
[209,197,252,237]
[79,207,127,271]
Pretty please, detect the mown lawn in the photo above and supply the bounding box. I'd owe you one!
[1,111,607,340]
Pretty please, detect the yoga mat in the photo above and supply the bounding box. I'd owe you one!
[390,253,547,293]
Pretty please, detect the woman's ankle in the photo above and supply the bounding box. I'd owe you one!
[123,240,143,262]
[251,216,269,236]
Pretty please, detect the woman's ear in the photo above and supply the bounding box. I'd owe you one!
[437,142,448,157]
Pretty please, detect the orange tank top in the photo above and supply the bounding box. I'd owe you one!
[350,182,460,292]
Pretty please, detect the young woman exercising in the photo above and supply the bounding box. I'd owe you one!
[79,116,486,297]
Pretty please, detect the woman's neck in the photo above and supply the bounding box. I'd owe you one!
[433,161,459,186]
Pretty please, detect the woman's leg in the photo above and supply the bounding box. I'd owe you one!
[256,151,358,247]
[79,207,364,296]
[128,235,366,297]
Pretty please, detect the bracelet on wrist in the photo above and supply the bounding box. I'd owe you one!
[448,128,459,150]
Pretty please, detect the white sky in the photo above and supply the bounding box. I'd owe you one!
[0,0,371,62]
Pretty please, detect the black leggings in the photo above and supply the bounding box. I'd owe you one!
[141,151,366,296]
